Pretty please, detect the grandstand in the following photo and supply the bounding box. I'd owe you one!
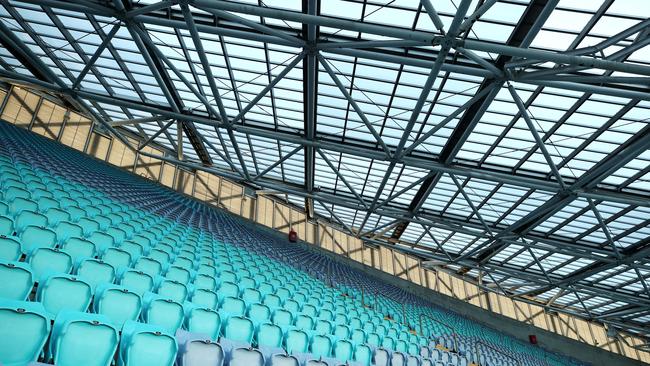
[0,1,649,366]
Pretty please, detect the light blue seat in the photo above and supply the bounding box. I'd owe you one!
[223,316,254,344]
[0,235,21,261]
[119,241,145,259]
[0,260,34,300]
[76,258,116,289]
[37,272,93,316]
[118,268,155,296]
[295,314,315,332]
[94,283,142,327]
[175,330,224,366]
[48,311,119,366]
[263,294,282,310]
[119,321,178,366]
[184,304,221,341]
[20,225,56,253]
[141,292,184,334]
[28,247,73,281]
[229,347,264,366]
[314,319,333,336]
[0,299,50,366]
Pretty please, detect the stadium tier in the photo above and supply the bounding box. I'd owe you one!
[0,120,587,366]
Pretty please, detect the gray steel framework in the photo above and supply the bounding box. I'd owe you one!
[0,0,649,344]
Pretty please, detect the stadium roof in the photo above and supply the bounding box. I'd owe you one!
[0,0,649,340]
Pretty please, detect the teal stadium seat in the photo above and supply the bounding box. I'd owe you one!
[191,288,219,309]
[118,268,154,296]
[20,225,56,253]
[94,283,142,327]
[224,316,254,344]
[28,247,73,281]
[257,323,283,349]
[184,304,221,341]
[0,260,34,300]
[119,321,178,366]
[285,329,309,354]
[37,272,93,315]
[49,311,119,366]
[0,216,14,236]
[141,292,184,334]
[76,258,116,290]
[0,235,21,261]
[0,299,50,366]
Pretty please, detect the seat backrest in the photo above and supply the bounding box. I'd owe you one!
[37,273,93,315]
[179,338,224,366]
[93,283,142,327]
[120,321,178,366]
[185,307,221,341]
[248,303,271,325]
[224,316,254,344]
[270,354,299,366]
[142,292,185,334]
[354,344,372,366]
[229,347,264,366]
[157,279,188,303]
[29,247,73,282]
[20,225,56,252]
[191,288,218,309]
[119,268,154,296]
[50,311,118,366]
[285,329,309,354]
[0,216,14,236]
[311,335,332,359]
[257,323,283,349]
[76,258,116,290]
[0,299,50,365]
[0,261,34,301]
[0,235,21,262]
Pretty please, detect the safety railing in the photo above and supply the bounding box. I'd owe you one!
[419,313,458,352]
[474,340,520,366]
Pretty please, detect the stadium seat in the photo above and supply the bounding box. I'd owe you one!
[0,235,21,261]
[37,272,93,315]
[54,221,83,244]
[94,283,142,327]
[185,305,221,341]
[141,292,184,334]
[0,216,14,236]
[270,354,300,366]
[248,302,271,327]
[118,268,155,296]
[286,329,309,354]
[156,277,188,303]
[311,334,332,359]
[75,258,116,290]
[119,321,178,366]
[223,316,254,344]
[48,311,119,366]
[101,247,132,269]
[0,299,50,366]
[0,260,34,300]
[190,288,219,309]
[229,347,264,366]
[28,247,73,281]
[20,225,56,253]
[176,330,224,366]
[257,322,283,349]
[62,237,96,261]
[354,344,372,366]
